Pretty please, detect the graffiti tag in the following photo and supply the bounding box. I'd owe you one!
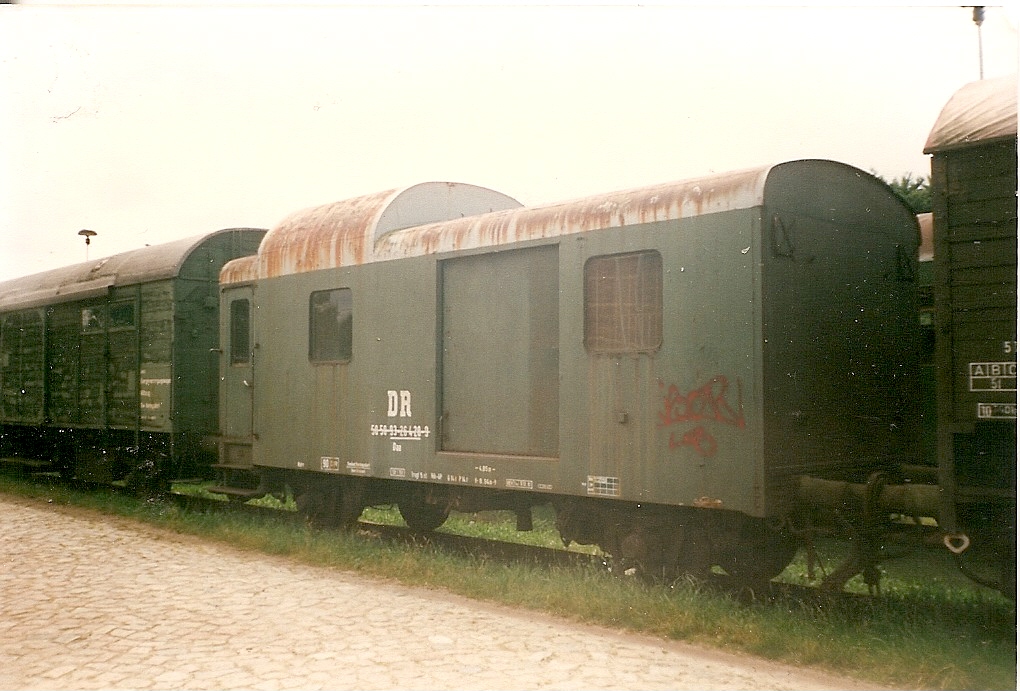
[658,376,744,457]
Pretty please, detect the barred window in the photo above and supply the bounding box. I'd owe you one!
[109,301,135,329]
[309,288,353,363]
[229,299,251,365]
[584,251,662,353]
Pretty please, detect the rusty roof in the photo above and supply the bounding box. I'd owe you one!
[234,182,523,282]
[238,166,774,281]
[377,166,771,261]
[220,254,260,286]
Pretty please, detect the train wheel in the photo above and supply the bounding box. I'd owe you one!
[398,489,450,532]
[125,454,171,498]
[713,513,798,587]
[296,481,341,528]
[295,477,364,530]
[612,510,713,583]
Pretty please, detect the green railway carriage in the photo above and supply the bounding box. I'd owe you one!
[924,74,1017,593]
[217,162,922,583]
[0,228,266,487]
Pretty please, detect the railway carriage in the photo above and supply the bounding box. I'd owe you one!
[1,74,1012,596]
[0,228,266,488]
[213,161,922,584]
[924,74,1017,593]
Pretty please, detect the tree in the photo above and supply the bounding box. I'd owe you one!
[874,172,932,214]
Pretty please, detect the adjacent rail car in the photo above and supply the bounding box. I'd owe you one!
[924,74,1017,593]
[917,212,937,465]
[213,162,922,585]
[0,228,266,489]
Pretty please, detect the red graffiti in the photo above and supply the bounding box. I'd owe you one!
[669,426,717,456]
[659,376,744,428]
[659,376,744,457]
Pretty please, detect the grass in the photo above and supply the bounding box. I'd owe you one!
[2,471,1015,690]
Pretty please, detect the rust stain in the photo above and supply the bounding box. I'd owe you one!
[256,189,396,279]
[248,166,772,280]
[378,166,769,261]
[220,255,259,285]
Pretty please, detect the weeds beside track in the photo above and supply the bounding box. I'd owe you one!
[1,467,1015,690]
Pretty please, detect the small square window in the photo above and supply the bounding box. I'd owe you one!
[109,301,135,329]
[309,289,353,363]
[584,251,662,353]
[81,306,106,332]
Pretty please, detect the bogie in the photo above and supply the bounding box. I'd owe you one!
[397,486,451,532]
[554,498,797,584]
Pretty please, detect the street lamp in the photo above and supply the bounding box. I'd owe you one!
[78,229,97,260]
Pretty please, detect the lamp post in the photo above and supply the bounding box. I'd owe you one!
[78,229,97,260]
[973,6,985,79]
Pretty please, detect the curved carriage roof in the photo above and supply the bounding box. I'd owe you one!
[377,165,774,261]
[236,167,779,280]
[238,181,522,281]
[0,228,263,312]
[924,74,1018,153]
[234,160,903,282]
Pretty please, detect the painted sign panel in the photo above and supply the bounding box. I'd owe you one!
[139,364,171,428]
[969,361,1017,392]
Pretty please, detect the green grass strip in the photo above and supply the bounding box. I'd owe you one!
[1,472,1014,690]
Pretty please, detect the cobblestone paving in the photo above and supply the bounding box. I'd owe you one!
[0,496,881,690]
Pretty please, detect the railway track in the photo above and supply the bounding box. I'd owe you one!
[165,489,826,604]
[0,462,756,595]
[169,491,934,614]
[0,461,981,607]
[0,458,596,572]
[167,489,604,573]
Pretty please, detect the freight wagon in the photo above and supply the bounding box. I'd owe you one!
[0,228,266,490]
[924,74,1017,593]
[210,162,922,585]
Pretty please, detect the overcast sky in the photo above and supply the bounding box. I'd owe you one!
[1,2,1017,282]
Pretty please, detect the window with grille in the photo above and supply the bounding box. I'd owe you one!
[584,251,662,353]
[109,301,135,329]
[309,288,353,363]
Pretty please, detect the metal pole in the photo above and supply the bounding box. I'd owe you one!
[973,6,985,79]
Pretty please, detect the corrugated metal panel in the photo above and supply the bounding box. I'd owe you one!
[924,75,1018,153]
[0,228,265,312]
[254,167,771,279]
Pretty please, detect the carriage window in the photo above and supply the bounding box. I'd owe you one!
[81,306,106,332]
[309,288,353,363]
[229,299,251,365]
[109,301,135,329]
[584,251,662,353]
